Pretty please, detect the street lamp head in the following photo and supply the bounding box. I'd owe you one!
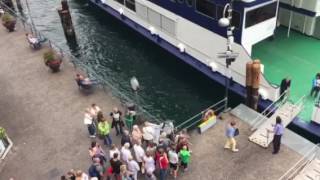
[218,17,230,27]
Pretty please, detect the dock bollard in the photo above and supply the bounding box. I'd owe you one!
[57,0,76,42]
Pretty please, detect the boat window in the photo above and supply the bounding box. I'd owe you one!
[196,0,216,19]
[114,0,124,5]
[245,2,277,28]
[216,5,227,20]
[186,0,193,7]
[125,0,136,12]
[231,11,241,29]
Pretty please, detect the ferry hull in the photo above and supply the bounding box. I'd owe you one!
[88,0,320,143]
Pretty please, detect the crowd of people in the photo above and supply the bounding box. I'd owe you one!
[61,103,192,180]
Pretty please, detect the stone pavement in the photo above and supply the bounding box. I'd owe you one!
[180,114,302,180]
[0,23,123,179]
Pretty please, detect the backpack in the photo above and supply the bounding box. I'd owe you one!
[88,164,100,178]
[234,128,239,137]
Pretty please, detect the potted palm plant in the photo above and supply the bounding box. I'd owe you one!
[43,50,62,72]
[1,13,16,32]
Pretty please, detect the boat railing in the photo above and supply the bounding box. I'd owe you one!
[1,3,163,124]
[278,143,320,180]
[174,97,227,132]
[250,91,289,131]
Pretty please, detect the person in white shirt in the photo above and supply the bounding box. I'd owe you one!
[133,142,145,171]
[127,157,140,180]
[143,151,155,174]
[84,108,95,138]
[89,103,101,124]
[75,170,89,180]
[110,107,123,135]
[121,143,132,163]
[109,144,120,159]
[168,146,179,179]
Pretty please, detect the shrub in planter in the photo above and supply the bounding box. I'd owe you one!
[0,126,8,149]
[0,127,6,140]
[43,50,62,72]
[1,13,16,32]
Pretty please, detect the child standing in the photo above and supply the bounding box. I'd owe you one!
[179,145,191,172]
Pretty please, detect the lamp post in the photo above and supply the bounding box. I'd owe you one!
[218,0,239,111]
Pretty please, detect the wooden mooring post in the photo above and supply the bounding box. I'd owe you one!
[245,60,261,110]
[2,0,15,10]
[57,0,76,42]
[16,0,23,11]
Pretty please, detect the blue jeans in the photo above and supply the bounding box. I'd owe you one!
[114,122,123,135]
[103,134,112,146]
[159,169,168,180]
[87,124,96,136]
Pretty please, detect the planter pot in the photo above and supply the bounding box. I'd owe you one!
[0,136,10,158]
[2,20,16,32]
[198,116,217,134]
[46,60,62,72]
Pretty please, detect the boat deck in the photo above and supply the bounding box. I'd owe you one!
[179,113,302,180]
[253,27,320,122]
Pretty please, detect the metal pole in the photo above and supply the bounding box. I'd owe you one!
[224,0,233,111]
[287,0,294,38]
[224,64,229,111]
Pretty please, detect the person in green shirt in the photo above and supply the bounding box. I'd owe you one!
[179,145,191,172]
[98,118,112,146]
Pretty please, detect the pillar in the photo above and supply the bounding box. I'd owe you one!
[57,0,76,42]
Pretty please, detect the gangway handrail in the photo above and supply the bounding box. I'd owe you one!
[278,143,320,180]
[175,97,227,131]
[294,95,306,108]
[250,91,288,131]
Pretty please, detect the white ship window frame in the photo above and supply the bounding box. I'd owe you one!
[243,0,278,29]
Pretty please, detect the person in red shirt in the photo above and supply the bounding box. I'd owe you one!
[159,151,169,180]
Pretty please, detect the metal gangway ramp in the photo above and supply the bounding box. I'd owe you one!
[279,144,320,180]
[248,96,305,148]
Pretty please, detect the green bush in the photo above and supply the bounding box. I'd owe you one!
[2,13,14,23]
[43,50,55,65]
[0,127,6,140]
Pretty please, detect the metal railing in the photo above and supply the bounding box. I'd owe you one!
[175,97,227,132]
[250,91,289,131]
[0,2,163,124]
[278,144,320,180]
[251,92,306,132]
[289,95,306,120]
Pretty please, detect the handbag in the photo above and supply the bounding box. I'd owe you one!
[234,128,239,137]
[111,119,115,128]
